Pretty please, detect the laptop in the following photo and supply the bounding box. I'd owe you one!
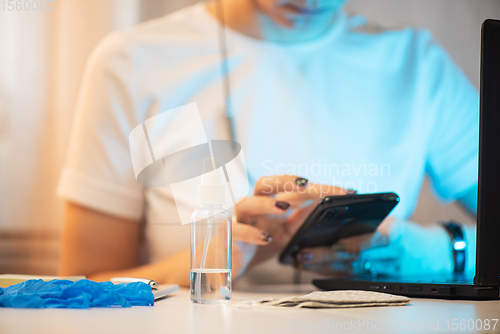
[313,19,500,300]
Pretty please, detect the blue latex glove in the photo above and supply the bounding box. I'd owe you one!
[0,279,154,308]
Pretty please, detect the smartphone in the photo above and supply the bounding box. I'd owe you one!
[279,192,400,265]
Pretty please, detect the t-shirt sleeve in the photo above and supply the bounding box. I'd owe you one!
[419,31,480,202]
[57,32,145,220]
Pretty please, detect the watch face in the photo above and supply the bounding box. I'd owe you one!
[442,222,466,273]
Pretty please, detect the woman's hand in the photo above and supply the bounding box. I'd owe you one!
[231,218,274,279]
[295,218,454,277]
[232,175,347,276]
[231,174,306,278]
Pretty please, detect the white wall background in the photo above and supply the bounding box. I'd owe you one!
[0,0,498,275]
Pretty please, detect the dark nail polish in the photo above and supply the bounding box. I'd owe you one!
[275,201,290,210]
[295,177,308,187]
[259,231,273,243]
[297,253,313,262]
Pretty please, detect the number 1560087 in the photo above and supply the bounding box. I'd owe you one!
[2,0,54,11]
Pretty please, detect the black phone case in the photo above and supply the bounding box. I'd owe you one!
[279,192,400,265]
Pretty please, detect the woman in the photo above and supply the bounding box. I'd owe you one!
[58,0,479,286]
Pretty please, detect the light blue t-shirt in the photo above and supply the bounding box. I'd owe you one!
[58,3,479,262]
[223,10,479,219]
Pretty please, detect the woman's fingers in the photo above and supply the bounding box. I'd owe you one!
[295,227,395,277]
[274,192,316,207]
[304,183,347,198]
[274,183,348,207]
[295,230,390,268]
[232,221,274,246]
[236,196,291,223]
[360,244,401,261]
[296,245,399,276]
[253,175,308,196]
[334,230,389,254]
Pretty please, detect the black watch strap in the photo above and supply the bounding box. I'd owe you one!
[441,221,466,273]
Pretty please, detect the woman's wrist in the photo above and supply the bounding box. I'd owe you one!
[440,222,477,277]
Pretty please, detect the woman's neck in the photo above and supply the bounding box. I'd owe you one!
[205,0,335,44]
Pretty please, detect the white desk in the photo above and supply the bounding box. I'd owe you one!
[1,285,499,334]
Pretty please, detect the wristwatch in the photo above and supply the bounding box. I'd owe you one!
[441,221,466,273]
